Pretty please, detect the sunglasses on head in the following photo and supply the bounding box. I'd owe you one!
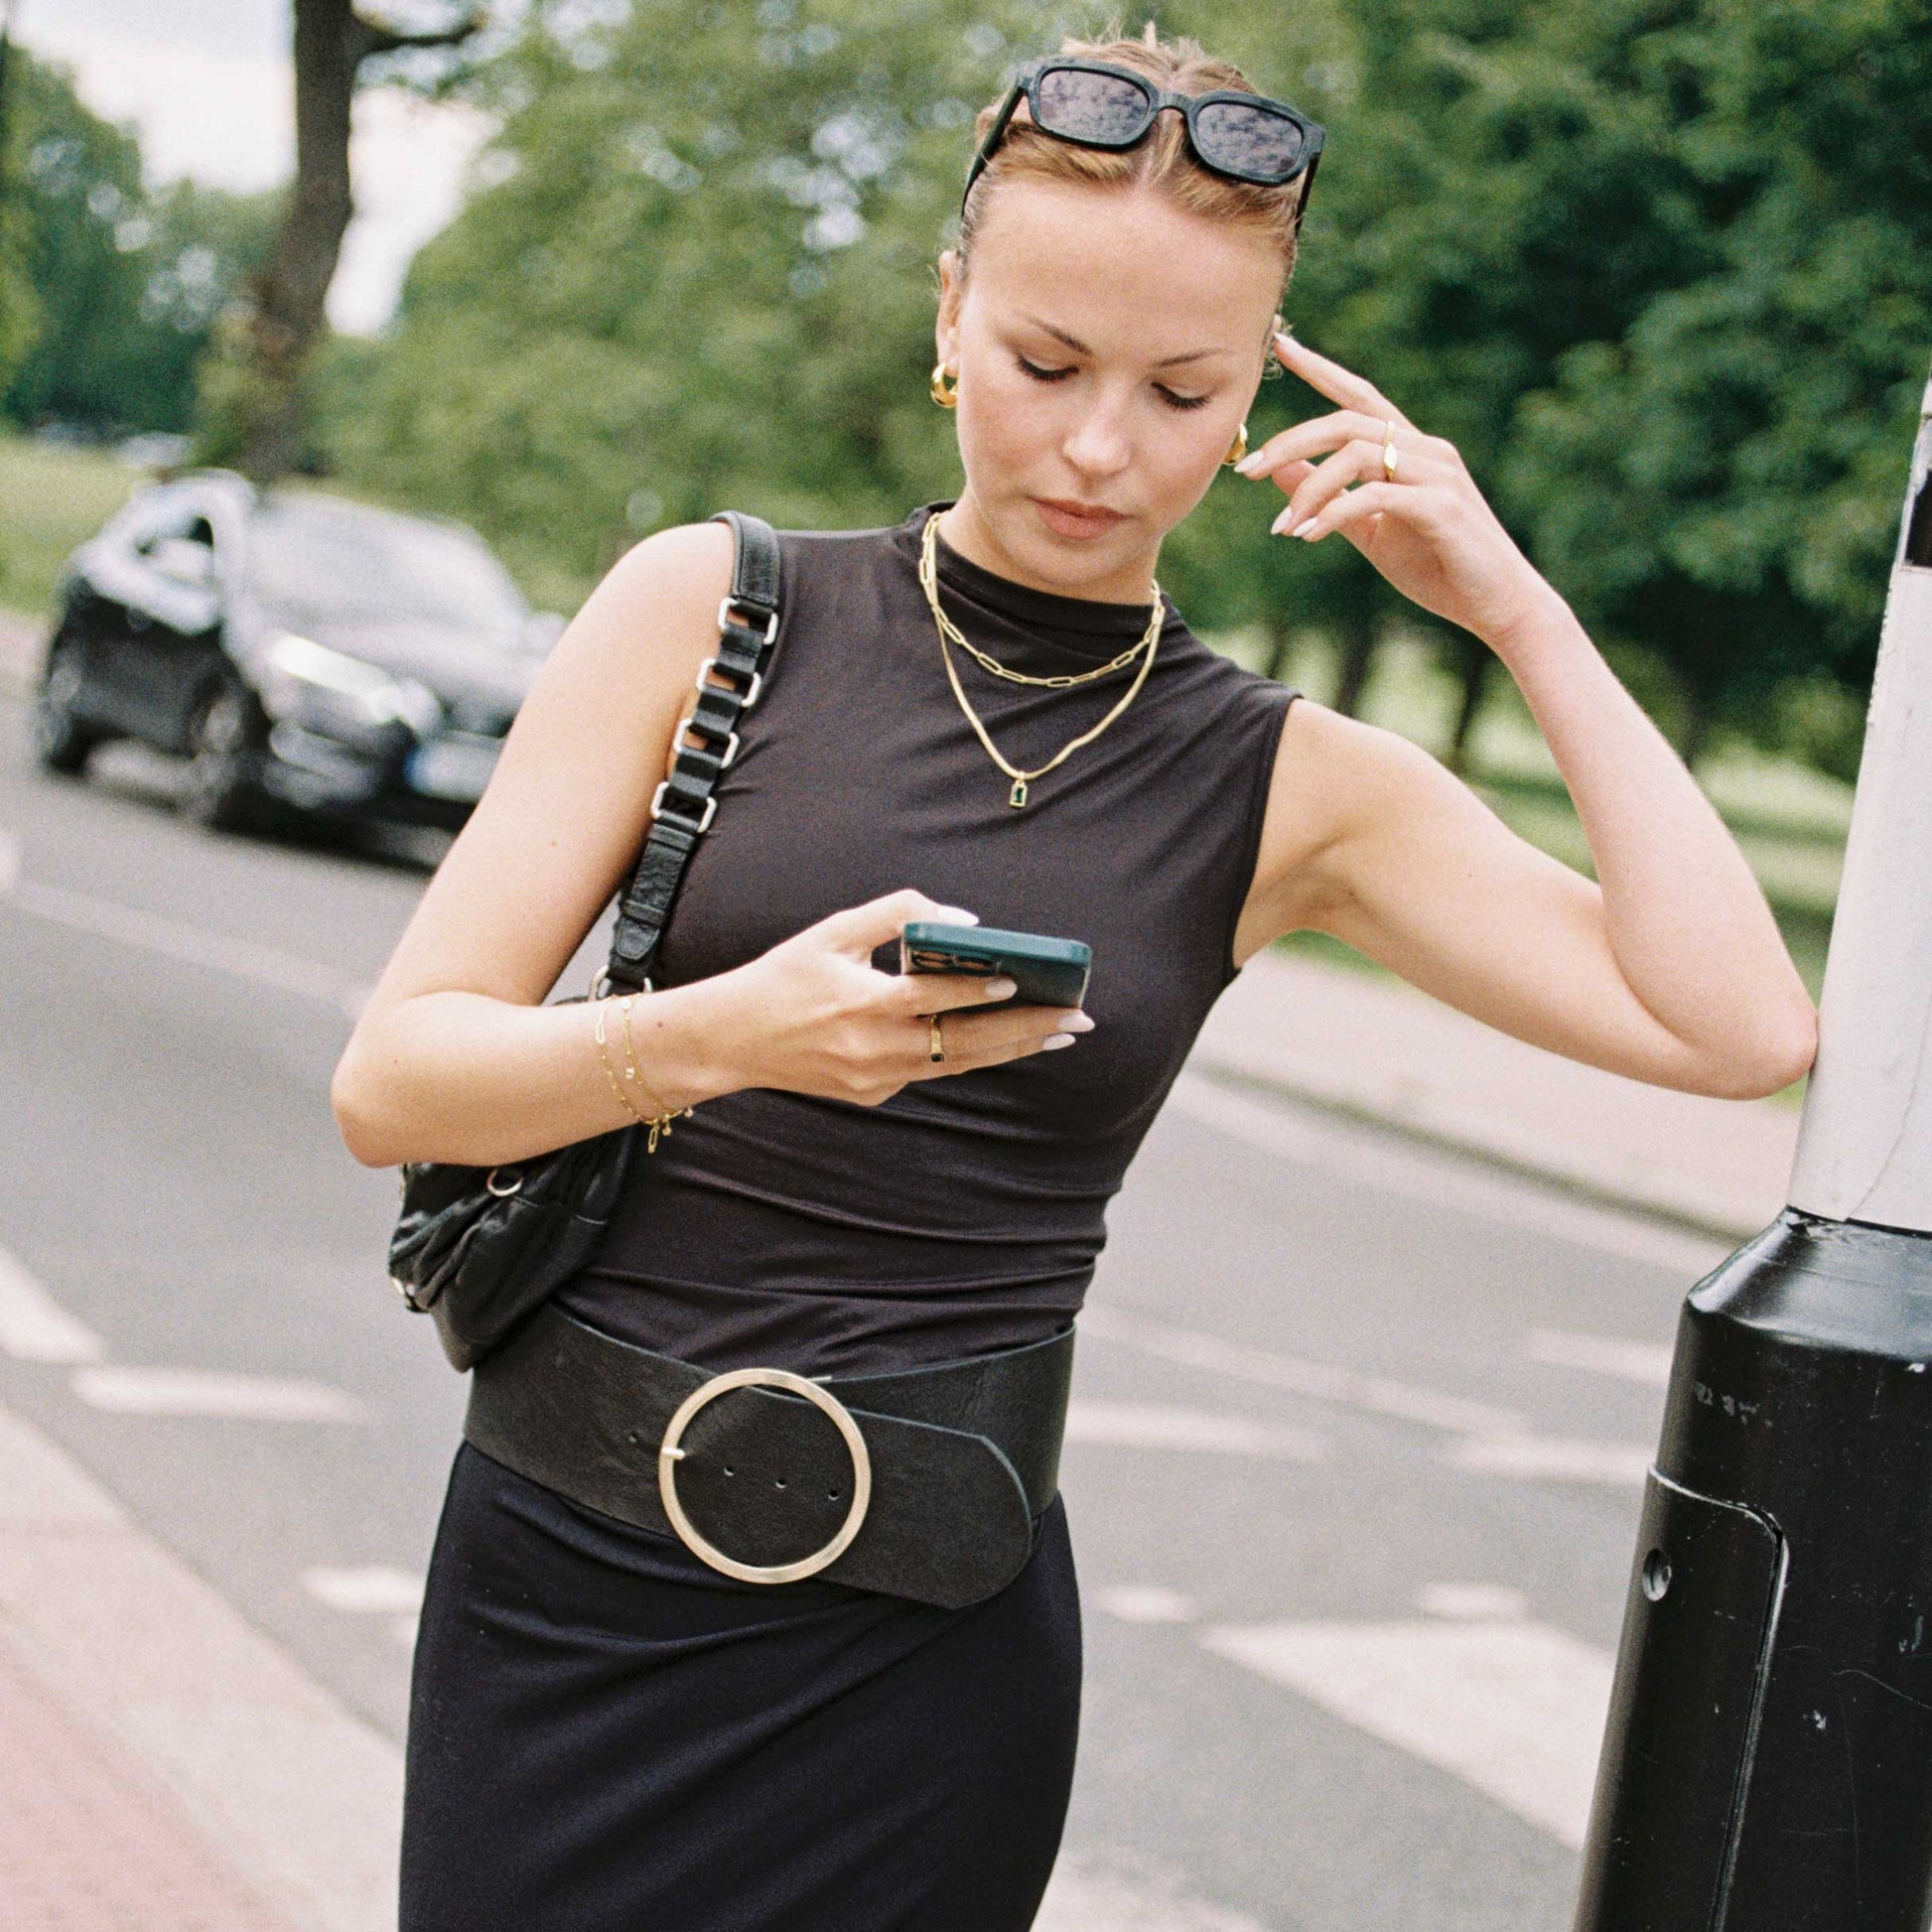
[962,56,1326,232]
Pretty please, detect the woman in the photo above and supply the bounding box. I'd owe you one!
[333,26,1817,1931]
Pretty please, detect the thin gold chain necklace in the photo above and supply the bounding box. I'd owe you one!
[919,511,1165,809]
[917,517,1154,689]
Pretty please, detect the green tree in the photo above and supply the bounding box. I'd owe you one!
[1506,0,1932,774]
[0,46,278,436]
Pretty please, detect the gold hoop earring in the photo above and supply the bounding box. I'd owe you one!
[929,362,959,409]
[1224,421,1250,468]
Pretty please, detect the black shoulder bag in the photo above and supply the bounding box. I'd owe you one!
[385,510,783,1372]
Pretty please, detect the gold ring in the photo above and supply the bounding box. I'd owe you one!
[929,1014,945,1063]
[1382,421,1400,483]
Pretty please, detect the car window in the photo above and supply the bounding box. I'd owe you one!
[246,496,528,644]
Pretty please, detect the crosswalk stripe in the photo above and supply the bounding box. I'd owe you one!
[0,1245,103,1364]
[1202,1616,1612,1849]
[72,1367,368,1424]
[1065,1400,1325,1459]
[1037,1850,1268,1931]
[1524,1327,1676,1388]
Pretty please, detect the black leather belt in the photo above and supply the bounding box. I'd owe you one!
[464,1304,1076,1610]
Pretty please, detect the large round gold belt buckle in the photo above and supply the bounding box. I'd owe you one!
[657,1368,873,1585]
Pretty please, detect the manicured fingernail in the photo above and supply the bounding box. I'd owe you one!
[1274,327,1297,345]
[1055,1012,1094,1033]
[1270,508,1295,535]
[1234,451,1268,477]
[985,977,1017,999]
[934,906,978,924]
[1293,518,1320,539]
[1042,1034,1076,1050]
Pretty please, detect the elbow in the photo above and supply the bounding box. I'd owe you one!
[1699,1002,1819,1101]
[331,1040,406,1170]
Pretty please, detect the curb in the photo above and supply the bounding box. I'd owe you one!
[0,1397,401,1932]
[1184,1061,1771,1249]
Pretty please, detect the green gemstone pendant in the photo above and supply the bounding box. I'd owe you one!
[1009,778,1029,808]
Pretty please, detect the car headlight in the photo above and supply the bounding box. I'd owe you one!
[257,633,443,751]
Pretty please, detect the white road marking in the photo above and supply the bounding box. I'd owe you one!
[1202,1616,1612,1849]
[0,870,369,1019]
[1080,1303,1524,1439]
[1418,1582,1531,1621]
[1094,1585,1200,1625]
[1168,1072,1731,1279]
[1444,1434,1653,1485]
[1524,1326,1676,1388]
[72,1366,368,1424]
[1065,1400,1326,1460]
[0,1244,103,1363]
[302,1567,425,1615]
[1084,1303,1653,1487]
[1038,1849,1268,1932]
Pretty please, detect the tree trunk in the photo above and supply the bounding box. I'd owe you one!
[1447,633,1492,775]
[233,2,478,482]
[237,0,358,481]
[1330,611,1377,719]
[1676,678,1720,773]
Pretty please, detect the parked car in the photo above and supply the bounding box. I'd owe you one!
[35,471,560,832]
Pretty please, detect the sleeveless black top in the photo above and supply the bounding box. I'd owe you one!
[560,502,1300,1377]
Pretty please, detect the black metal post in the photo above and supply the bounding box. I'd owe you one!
[1575,367,1932,1930]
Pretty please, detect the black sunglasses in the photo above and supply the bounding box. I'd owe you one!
[962,57,1326,232]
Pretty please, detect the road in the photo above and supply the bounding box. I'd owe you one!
[0,691,1732,1931]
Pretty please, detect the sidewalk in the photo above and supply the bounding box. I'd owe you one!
[1190,947,1800,1243]
[0,1401,401,1931]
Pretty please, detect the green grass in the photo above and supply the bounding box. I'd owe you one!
[0,433,141,623]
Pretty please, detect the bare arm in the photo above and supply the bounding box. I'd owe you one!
[1233,336,1817,1100]
[331,523,1087,1169]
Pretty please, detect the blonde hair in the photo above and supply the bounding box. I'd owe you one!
[956,26,1307,296]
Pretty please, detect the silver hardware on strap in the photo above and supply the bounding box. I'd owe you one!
[649,780,719,833]
[716,597,778,644]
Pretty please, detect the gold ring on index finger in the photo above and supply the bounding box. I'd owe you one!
[929,1014,945,1063]
[1381,420,1401,483]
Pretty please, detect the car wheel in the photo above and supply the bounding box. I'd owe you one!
[33,632,103,776]
[179,681,265,832]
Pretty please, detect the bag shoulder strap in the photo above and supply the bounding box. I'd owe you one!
[603,510,782,993]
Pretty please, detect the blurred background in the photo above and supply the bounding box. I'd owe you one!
[0,2,1925,1928]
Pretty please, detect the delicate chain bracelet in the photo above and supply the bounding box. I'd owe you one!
[593,994,692,1153]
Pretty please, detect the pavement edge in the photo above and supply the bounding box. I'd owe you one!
[0,1395,403,1932]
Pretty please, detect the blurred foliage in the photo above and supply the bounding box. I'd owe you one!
[319,0,1930,781]
[0,45,279,436]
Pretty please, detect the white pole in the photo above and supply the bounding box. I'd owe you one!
[1787,364,1932,1228]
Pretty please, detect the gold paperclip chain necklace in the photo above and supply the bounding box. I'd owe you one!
[918,512,1164,809]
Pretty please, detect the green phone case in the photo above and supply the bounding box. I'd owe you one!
[900,921,1092,1009]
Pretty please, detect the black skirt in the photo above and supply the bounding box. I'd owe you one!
[400,1443,1083,1931]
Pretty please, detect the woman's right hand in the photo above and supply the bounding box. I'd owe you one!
[717,889,1092,1107]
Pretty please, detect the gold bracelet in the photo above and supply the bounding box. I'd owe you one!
[593,998,650,1128]
[619,993,691,1152]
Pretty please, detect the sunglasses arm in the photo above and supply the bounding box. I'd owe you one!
[960,78,1029,217]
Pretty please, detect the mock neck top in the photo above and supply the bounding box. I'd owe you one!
[560,502,1300,1377]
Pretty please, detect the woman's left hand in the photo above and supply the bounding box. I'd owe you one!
[1235,331,1559,652]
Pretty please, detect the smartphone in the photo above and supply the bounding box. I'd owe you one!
[900,921,1092,1010]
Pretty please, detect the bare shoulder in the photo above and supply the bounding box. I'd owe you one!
[358,520,738,1009]
[1233,692,1477,966]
